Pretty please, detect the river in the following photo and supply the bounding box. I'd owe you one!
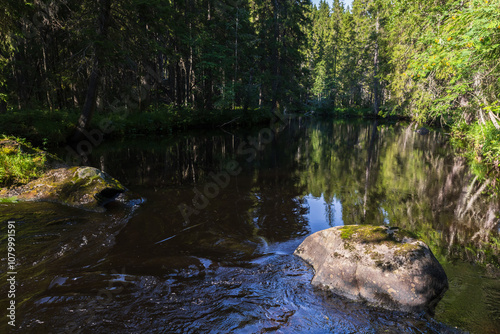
[1,118,499,333]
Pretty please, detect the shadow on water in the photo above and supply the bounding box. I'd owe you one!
[1,118,499,333]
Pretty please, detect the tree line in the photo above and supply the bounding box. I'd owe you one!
[309,0,500,121]
[0,0,311,125]
[309,0,500,181]
[1,1,499,143]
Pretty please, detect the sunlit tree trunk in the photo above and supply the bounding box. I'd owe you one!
[373,14,380,115]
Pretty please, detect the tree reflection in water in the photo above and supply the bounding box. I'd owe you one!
[90,119,500,266]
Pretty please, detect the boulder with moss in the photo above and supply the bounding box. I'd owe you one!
[294,225,448,314]
[1,139,127,211]
[0,166,127,212]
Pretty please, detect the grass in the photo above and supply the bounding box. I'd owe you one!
[96,105,274,138]
[0,137,48,187]
[0,109,79,147]
[0,196,18,203]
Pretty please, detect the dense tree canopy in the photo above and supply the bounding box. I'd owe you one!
[307,0,500,180]
[308,0,500,120]
[0,0,311,117]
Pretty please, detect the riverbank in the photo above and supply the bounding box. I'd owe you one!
[0,137,54,188]
[0,107,275,149]
[451,121,500,193]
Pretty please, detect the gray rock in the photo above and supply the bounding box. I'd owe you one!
[416,127,430,135]
[294,225,448,314]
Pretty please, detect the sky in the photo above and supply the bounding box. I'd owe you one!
[311,0,354,9]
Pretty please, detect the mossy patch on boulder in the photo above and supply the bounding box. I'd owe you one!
[295,225,448,314]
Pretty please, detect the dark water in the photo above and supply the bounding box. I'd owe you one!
[1,118,500,333]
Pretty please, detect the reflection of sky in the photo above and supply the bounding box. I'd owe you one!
[258,194,344,256]
[304,194,343,233]
[381,208,390,225]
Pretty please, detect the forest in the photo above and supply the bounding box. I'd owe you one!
[1,0,500,187]
[1,1,500,333]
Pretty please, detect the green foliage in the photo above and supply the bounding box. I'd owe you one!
[451,117,500,189]
[0,106,274,145]
[0,109,79,146]
[0,0,312,116]
[0,196,18,203]
[94,106,273,138]
[308,0,500,189]
[0,143,47,187]
[405,0,500,123]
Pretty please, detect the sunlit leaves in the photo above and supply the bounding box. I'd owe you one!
[404,0,500,122]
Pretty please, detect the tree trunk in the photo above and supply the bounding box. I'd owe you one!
[0,99,6,114]
[69,0,111,143]
[372,15,380,115]
[363,120,378,219]
[332,47,338,111]
[270,0,281,112]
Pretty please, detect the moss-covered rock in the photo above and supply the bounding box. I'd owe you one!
[0,166,127,212]
[294,225,448,314]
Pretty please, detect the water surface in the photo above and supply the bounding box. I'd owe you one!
[1,118,499,333]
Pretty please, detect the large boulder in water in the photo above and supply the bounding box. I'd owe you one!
[294,225,448,314]
[0,166,127,211]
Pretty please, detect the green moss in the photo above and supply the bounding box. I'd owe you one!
[394,229,419,240]
[339,225,390,243]
[394,242,423,257]
[0,196,18,203]
[339,225,424,257]
[367,250,384,261]
[340,225,358,239]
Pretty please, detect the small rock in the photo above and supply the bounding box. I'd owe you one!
[294,225,448,314]
[416,127,430,135]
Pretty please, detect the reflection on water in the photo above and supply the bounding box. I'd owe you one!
[1,118,499,333]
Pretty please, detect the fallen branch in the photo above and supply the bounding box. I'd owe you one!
[489,111,500,130]
[219,117,240,128]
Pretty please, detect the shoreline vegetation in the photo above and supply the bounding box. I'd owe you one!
[0,106,498,194]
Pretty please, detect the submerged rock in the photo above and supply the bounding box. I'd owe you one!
[0,166,127,211]
[416,127,430,135]
[294,225,448,314]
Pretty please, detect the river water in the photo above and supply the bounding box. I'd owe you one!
[1,118,499,333]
